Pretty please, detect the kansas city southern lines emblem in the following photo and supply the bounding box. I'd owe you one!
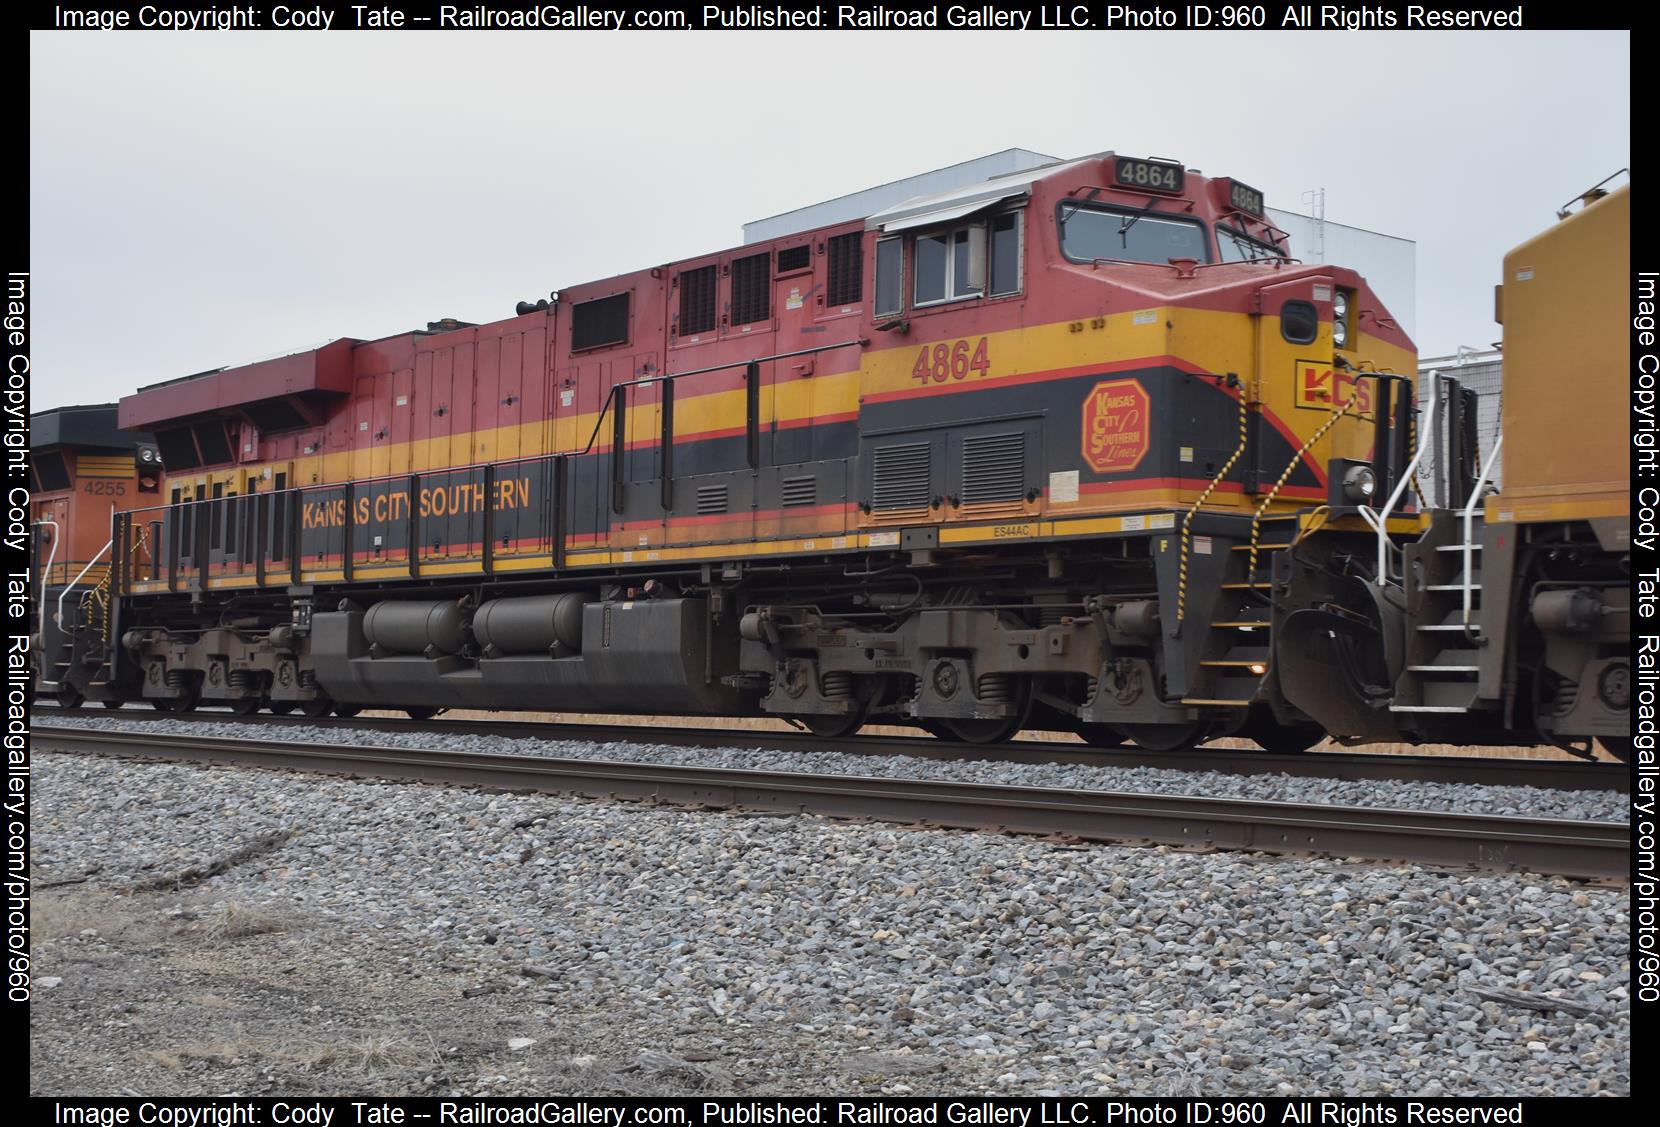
[1080,378,1150,474]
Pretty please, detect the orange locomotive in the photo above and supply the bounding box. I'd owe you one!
[42,153,1628,758]
[28,404,158,705]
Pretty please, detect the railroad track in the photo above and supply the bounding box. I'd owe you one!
[33,702,1629,793]
[33,723,1629,881]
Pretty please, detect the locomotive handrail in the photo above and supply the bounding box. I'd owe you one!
[56,537,112,629]
[1461,434,1503,627]
[1359,369,1441,586]
[32,520,60,633]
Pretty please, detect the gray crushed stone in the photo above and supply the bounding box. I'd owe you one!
[29,749,1630,1096]
[38,714,1628,823]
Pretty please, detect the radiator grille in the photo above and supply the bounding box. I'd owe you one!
[730,252,770,326]
[872,442,931,511]
[961,432,1026,505]
[678,265,717,336]
[781,475,817,508]
[695,484,729,515]
[826,232,863,307]
[776,245,810,273]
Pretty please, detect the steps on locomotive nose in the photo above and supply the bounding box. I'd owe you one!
[1180,514,1300,708]
[1392,513,1485,715]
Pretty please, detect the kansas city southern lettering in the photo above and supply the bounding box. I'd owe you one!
[1080,378,1151,474]
[302,478,532,531]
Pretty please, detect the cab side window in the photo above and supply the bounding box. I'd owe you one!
[888,211,1024,315]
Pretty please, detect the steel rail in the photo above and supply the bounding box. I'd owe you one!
[31,703,1629,793]
[33,725,1629,882]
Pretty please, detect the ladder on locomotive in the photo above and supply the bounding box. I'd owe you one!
[1390,433,1498,714]
[1179,511,1303,709]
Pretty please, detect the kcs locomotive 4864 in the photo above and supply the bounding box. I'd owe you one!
[33,153,1632,760]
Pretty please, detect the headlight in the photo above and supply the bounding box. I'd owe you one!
[1332,290,1350,349]
[1333,292,1348,318]
[1342,463,1377,502]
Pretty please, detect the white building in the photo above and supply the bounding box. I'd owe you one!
[1419,347,1505,495]
[743,148,1418,342]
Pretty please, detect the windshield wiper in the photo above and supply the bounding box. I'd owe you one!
[1058,187,1102,233]
[1117,195,1163,246]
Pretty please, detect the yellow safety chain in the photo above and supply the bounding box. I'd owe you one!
[1406,389,1426,507]
[83,525,149,647]
[1175,385,1252,626]
[1245,400,1356,583]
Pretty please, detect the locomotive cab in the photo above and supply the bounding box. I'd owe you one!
[28,404,156,707]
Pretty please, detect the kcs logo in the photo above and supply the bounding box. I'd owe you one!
[1080,378,1150,474]
[1295,362,1373,413]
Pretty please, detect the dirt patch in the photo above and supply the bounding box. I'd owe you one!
[28,884,994,1096]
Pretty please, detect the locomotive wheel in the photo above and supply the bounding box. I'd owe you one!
[333,703,362,718]
[151,699,170,711]
[1117,722,1209,753]
[1244,715,1326,754]
[942,679,1034,745]
[56,685,85,709]
[405,706,441,721]
[801,712,866,739]
[161,688,201,714]
[299,698,334,719]
[101,699,125,710]
[943,716,1024,744]
[1075,722,1126,749]
[231,698,262,716]
[267,702,295,715]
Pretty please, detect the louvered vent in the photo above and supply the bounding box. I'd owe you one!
[776,245,811,273]
[826,232,863,306]
[872,443,931,511]
[730,252,770,326]
[678,265,717,335]
[571,292,630,351]
[695,484,729,515]
[781,475,817,508]
[961,432,1026,505]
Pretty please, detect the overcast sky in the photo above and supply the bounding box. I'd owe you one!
[29,30,1629,411]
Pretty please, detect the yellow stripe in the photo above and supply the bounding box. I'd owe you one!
[1488,496,1628,524]
[176,309,1411,507]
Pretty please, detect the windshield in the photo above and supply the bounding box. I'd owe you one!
[1218,226,1289,263]
[1059,204,1211,266]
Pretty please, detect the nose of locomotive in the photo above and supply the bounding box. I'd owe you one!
[1238,268,1416,509]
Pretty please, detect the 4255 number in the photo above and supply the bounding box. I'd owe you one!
[911,337,990,385]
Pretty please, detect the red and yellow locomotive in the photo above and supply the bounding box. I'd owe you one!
[40,152,1630,758]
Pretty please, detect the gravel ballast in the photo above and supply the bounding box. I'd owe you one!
[29,746,1629,1096]
[37,713,1629,823]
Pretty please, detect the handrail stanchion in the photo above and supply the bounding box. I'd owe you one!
[57,538,112,629]
[33,520,60,637]
[1461,435,1504,626]
[1359,370,1441,586]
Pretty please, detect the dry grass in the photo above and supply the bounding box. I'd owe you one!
[140,1033,439,1076]
[32,895,142,943]
[364,708,1608,761]
[193,901,287,942]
